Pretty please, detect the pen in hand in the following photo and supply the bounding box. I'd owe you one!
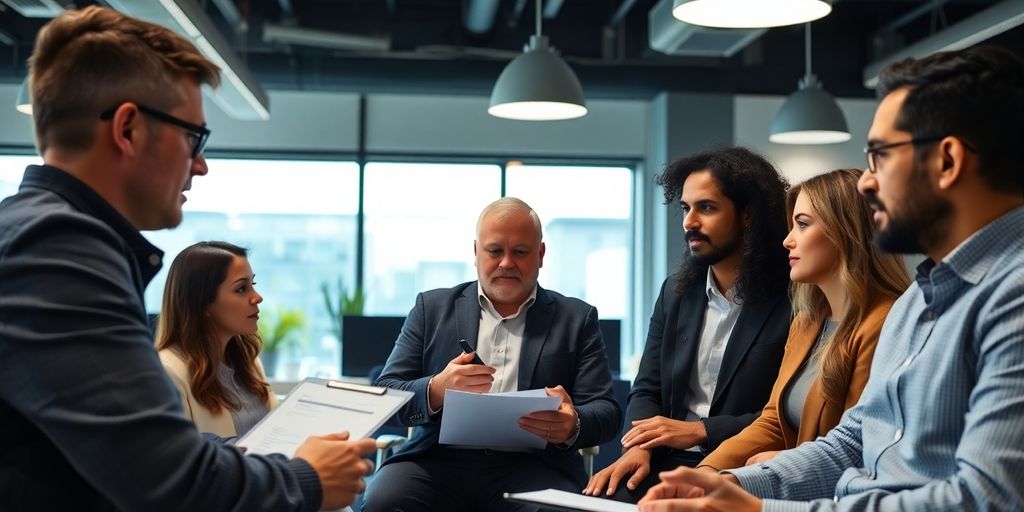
[458,339,486,365]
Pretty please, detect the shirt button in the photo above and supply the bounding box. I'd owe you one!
[894,429,903,442]
[148,253,161,266]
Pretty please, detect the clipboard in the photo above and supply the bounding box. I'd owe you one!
[236,377,413,457]
[503,490,638,512]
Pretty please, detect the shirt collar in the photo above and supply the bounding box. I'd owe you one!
[477,282,538,320]
[20,165,164,286]
[705,267,737,306]
[917,205,1024,286]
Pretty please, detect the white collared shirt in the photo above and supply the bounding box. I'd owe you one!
[682,268,743,447]
[476,283,537,394]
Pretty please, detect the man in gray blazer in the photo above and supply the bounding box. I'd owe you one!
[364,197,622,511]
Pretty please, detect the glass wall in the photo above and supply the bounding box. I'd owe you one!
[362,162,501,315]
[144,158,360,379]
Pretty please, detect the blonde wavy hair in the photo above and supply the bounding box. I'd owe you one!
[787,169,910,405]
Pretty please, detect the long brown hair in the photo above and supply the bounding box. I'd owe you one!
[156,241,269,414]
[787,169,910,405]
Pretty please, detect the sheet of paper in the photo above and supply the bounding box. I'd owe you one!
[438,388,560,449]
[504,489,638,512]
[237,378,412,457]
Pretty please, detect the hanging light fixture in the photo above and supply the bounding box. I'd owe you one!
[672,0,832,29]
[770,23,849,144]
[488,0,587,121]
[15,78,31,115]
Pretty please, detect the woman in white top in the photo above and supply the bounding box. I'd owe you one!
[157,241,277,437]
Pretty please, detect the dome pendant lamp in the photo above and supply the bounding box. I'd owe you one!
[770,23,850,145]
[488,0,587,121]
[672,0,832,29]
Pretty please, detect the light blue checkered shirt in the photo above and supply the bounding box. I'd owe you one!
[730,205,1024,511]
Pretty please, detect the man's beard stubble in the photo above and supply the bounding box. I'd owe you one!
[867,162,953,255]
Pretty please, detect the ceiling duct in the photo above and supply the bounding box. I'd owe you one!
[104,0,270,120]
[263,23,390,51]
[648,0,765,57]
[0,0,70,18]
[464,0,500,35]
[863,0,1024,88]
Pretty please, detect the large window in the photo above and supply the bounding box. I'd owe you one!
[362,162,501,314]
[506,165,633,371]
[1,154,635,380]
[144,158,360,379]
[0,155,41,200]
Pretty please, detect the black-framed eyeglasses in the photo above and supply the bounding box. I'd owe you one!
[864,136,978,174]
[100,103,210,158]
[864,136,943,174]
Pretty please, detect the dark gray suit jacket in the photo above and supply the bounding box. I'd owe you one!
[626,276,790,453]
[375,281,622,483]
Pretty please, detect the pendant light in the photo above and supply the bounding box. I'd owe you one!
[15,78,31,115]
[769,23,850,145]
[488,0,587,121]
[672,0,832,29]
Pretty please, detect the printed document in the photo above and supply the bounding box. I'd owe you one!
[438,388,560,449]
[504,489,638,512]
[237,378,412,457]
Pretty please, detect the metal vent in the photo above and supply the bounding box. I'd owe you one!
[648,0,765,57]
[0,0,68,18]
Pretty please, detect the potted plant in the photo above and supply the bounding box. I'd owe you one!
[321,277,365,372]
[257,308,306,378]
[320,277,365,342]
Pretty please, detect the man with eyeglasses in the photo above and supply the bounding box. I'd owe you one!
[0,7,375,511]
[634,45,1024,512]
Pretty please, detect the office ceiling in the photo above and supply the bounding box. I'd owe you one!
[0,0,1019,100]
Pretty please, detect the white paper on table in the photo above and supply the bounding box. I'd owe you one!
[504,489,638,512]
[236,378,412,457]
[438,388,560,449]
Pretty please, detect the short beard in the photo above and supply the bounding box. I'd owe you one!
[873,162,953,254]
[675,228,744,292]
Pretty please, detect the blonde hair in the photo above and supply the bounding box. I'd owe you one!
[28,6,220,155]
[787,169,910,405]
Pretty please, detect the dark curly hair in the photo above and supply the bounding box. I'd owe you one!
[878,45,1024,195]
[656,146,790,304]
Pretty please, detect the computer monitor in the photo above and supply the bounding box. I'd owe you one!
[340,315,405,377]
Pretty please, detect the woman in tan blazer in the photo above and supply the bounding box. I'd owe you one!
[156,241,277,437]
[699,169,910,471]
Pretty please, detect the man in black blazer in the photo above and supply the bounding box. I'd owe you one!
[585,147,792,502]
[364,197,622,511]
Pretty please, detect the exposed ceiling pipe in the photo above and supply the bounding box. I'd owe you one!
[609,0,639,27]
[878,0,954,34]
[277,0,293,17]
[263,23,391,51]
[863,0,1024,88]
[465,0,501,34]
[510,0,529,27]
[543,0,564,18]
[210,0,242,28]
